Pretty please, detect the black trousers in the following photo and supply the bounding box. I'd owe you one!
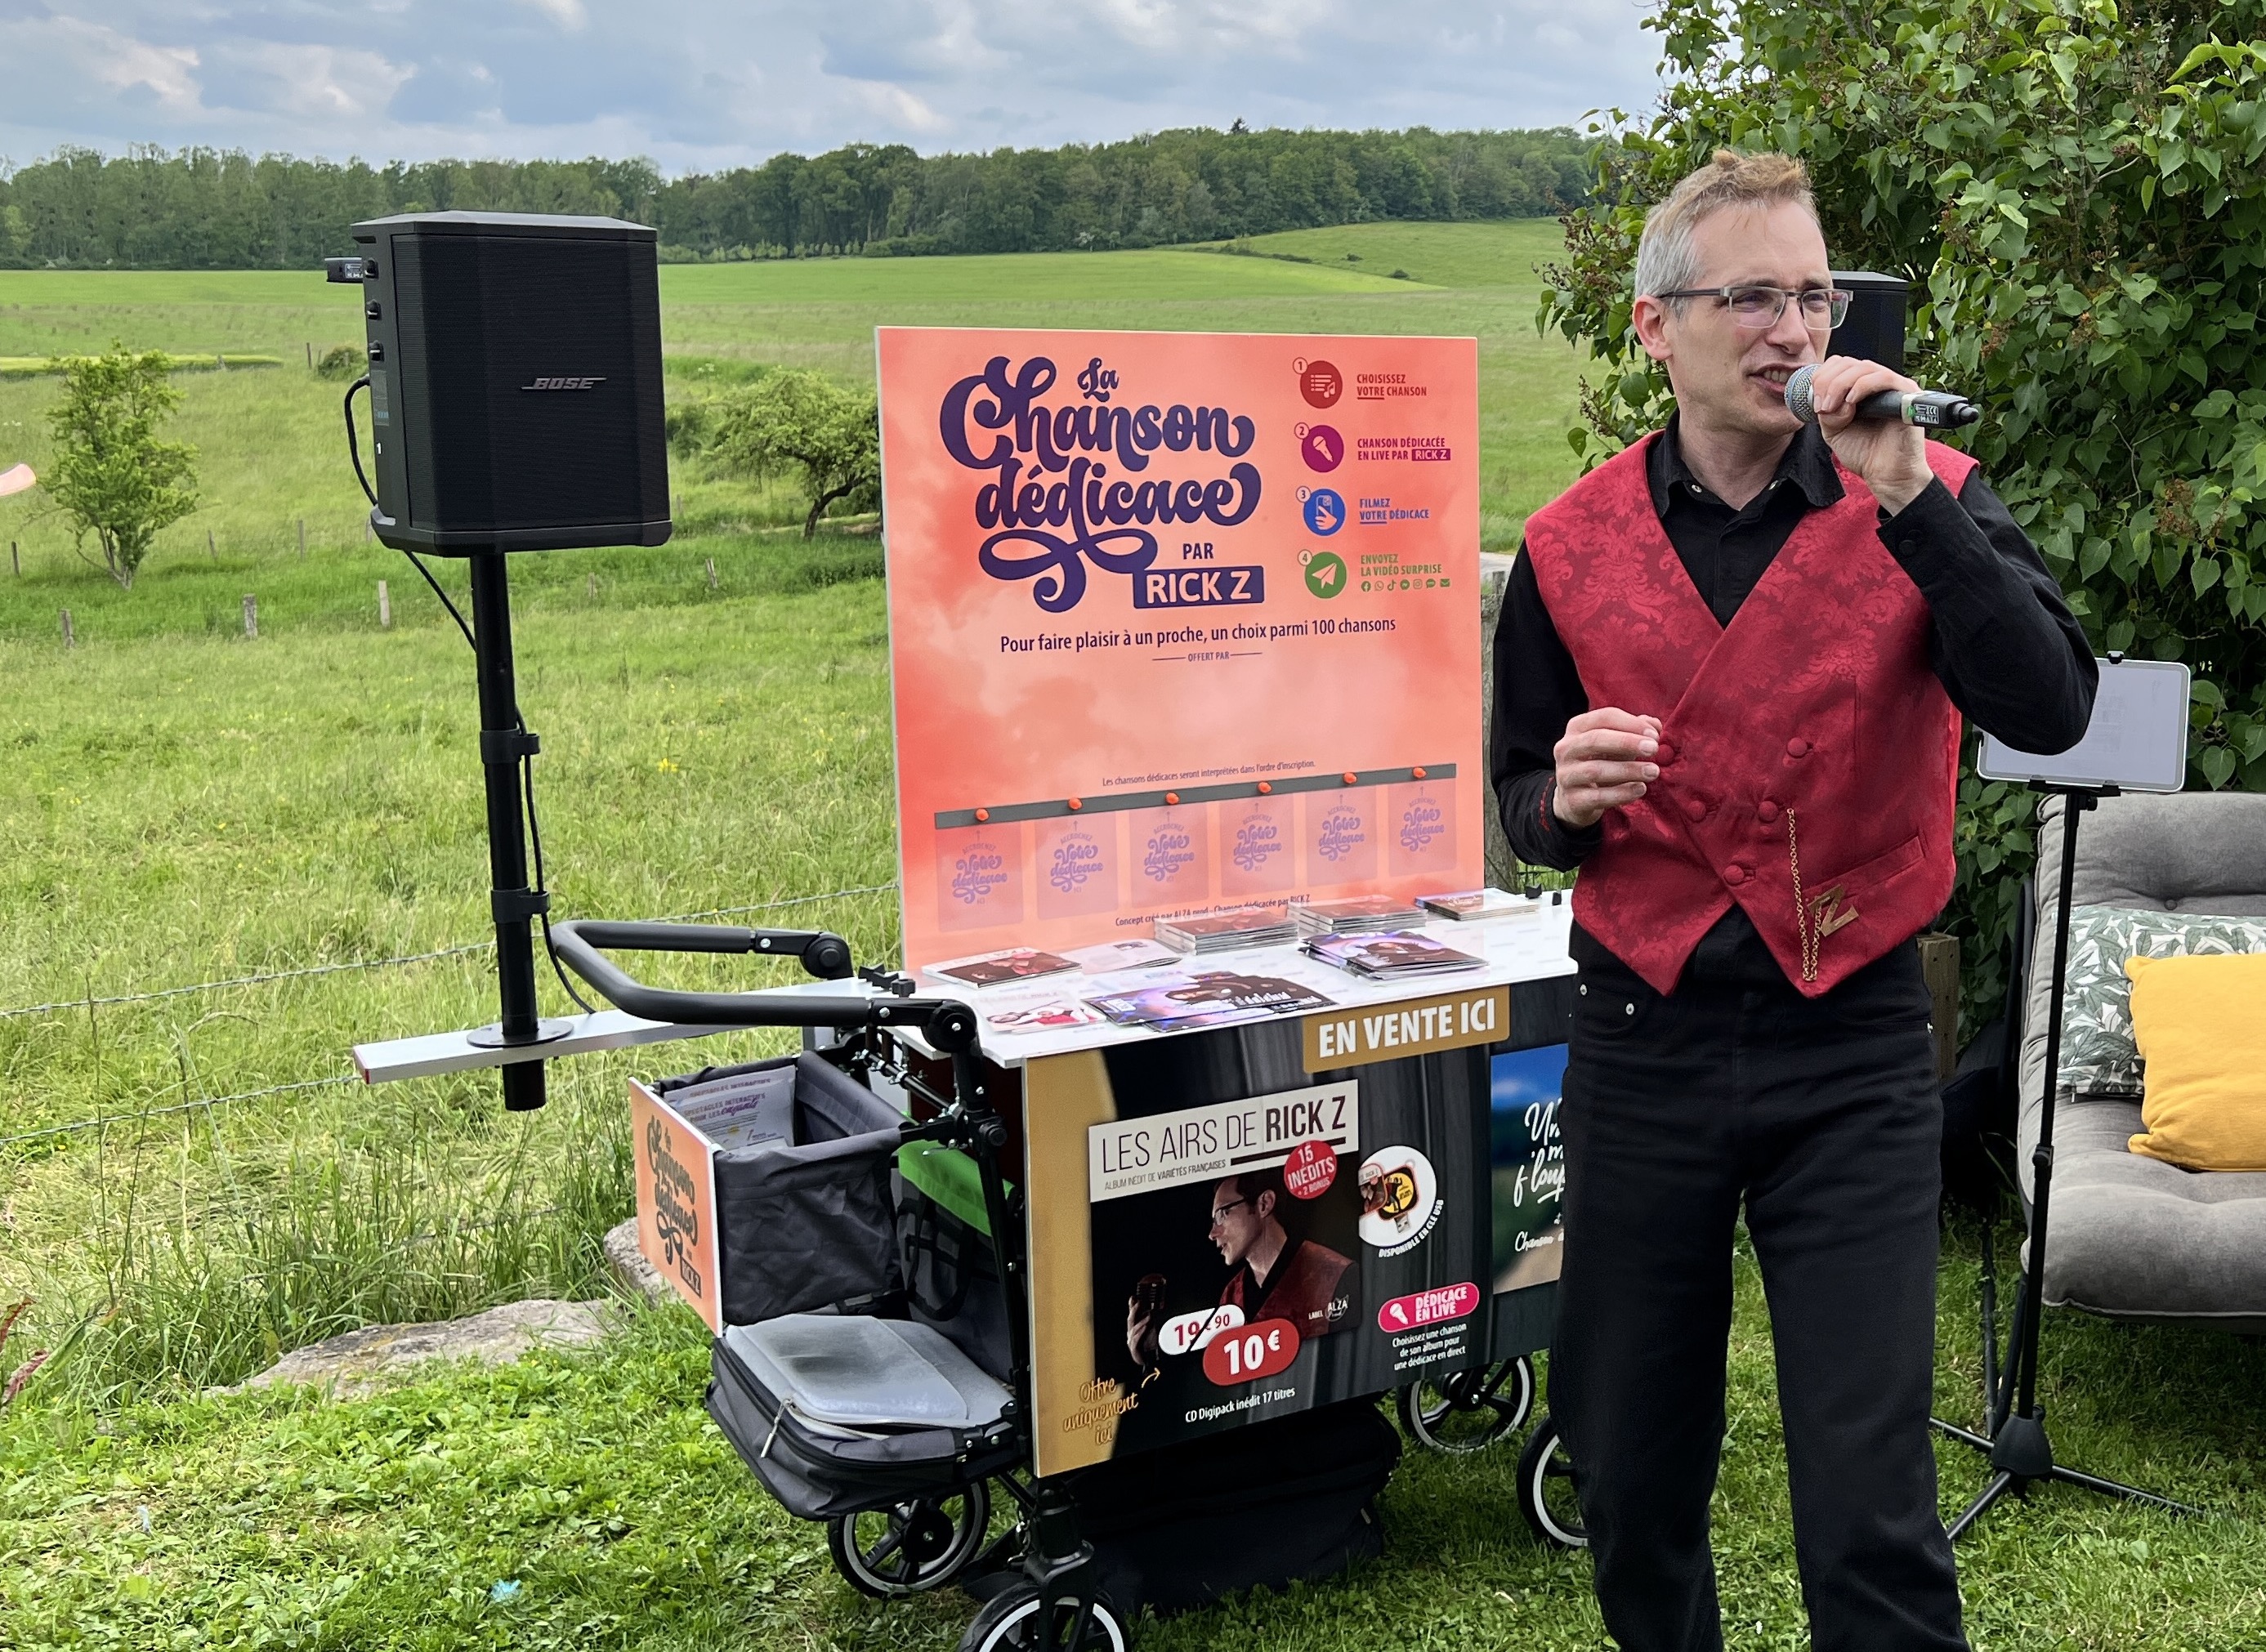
[1551,940,1967,1652]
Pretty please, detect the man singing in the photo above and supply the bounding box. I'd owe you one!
[1492,150,2094,1650]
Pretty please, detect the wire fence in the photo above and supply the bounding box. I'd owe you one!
[0,879,903,1152]
[0,881,903,1023]
[0,1075,359,1150]
[0,944,496,1023]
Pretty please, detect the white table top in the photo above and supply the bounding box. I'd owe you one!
[926,902,1575,1063]
[352,903,1575,1083]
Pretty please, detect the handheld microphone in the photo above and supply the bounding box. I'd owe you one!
[1785,364,1979,429]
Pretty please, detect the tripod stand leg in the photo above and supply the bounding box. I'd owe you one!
[1946,1471,2019,1542]
[1929,1418,1993,1453]
[2045,1463,2201,1516]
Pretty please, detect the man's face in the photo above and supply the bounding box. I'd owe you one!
[1635,200,1833,443]
[1209,1178,1270,1267]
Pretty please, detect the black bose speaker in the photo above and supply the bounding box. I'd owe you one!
[350,212,670,554]
[1827,270,1908,373]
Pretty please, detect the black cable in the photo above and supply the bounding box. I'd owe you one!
[409,551,478,654]
[521,734,595,1016]
[344,377,378,506]
[344,374,476,654]
[345,374,581,1021]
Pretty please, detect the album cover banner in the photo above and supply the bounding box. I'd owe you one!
[877,328,1483,972]
[1024,1018,1491,1476]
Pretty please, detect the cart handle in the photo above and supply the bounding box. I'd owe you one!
[549,919,979,1054]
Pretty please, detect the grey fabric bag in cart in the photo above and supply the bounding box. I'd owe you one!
[654,1052,908,1326]
[723,1315,1011,1432]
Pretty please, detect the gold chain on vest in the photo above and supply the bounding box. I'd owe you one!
[1786,806,1819,984]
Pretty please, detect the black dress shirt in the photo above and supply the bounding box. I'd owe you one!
[1489,417,2096,985]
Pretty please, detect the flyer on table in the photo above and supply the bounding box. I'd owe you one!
[878,328,1483,973]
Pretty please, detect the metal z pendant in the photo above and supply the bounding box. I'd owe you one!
[1809,885,1859,940]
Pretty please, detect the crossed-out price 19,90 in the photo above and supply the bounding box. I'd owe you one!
[1200,1318,1302,1386]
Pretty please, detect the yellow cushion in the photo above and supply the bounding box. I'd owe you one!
[2125,952,2266,1172]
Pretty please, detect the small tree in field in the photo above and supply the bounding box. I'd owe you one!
[46,344,199,588]
[712,369,879,539]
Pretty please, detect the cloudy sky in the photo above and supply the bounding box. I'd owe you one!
[0,1,1663,174]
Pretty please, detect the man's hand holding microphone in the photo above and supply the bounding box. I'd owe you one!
[1786,355,1977,516]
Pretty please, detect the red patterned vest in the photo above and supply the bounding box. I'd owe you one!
[1524,434,1978,997]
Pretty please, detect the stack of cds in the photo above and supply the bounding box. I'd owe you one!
[927,948,1079,989]
[1303,931,1485,980]
[1154,904,1297,954]
[1417,888,1544,922]
[1294,895,1428,937]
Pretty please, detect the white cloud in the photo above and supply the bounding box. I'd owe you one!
[517,0,588,30]
[48,16,203,113]
[217,42,417,119]
[851,79,949,135]
[0,0,1661,170]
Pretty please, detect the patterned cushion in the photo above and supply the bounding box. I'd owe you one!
[2060,904,2266,1095]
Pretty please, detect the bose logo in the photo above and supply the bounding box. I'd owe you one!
[522,377,606,391]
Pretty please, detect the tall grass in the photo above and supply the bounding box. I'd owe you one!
[1,574,903,1400]
[60,1064,632,1400]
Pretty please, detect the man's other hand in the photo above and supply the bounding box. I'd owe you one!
[1553,708,1661,829]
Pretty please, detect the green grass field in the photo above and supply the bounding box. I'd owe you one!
[8,1230,2264,1650]
[0,220,1576,589]
[7,223,2263,1649]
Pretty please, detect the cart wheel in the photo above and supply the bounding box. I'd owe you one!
[957,1578,1127,1652]
[1397,1355,1535,1454]
[1516,1414,1588,1550]
[828,1482,991,1598]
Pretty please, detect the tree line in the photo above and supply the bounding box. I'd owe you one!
[0,127,1595,270]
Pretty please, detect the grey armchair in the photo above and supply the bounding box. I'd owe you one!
[2017,790,2266,1329]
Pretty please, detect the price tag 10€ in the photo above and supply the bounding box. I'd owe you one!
[1201,1317,1302,1386]
[1158,1303,1244,1358]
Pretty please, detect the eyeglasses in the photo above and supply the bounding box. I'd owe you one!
[1209,1197,1253,1228]
[1653,284,1853,331]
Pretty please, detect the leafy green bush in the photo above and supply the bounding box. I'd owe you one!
[44,343,200,589]
[312,343,366,381]
[1540,1,2266,1026]
[709,370,879,540]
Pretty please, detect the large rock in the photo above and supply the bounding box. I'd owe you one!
[603,1217,673,1305]
[222,1298,615,1400]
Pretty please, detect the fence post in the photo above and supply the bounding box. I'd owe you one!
[587,572,597,600]
[297,519,306,559]
[364,520,373,546]
[378,579,391,629]
[208,529,216,560]
[59,609,73,650]
[242,595,257,639]
[306,342,313,369]
[706,557,717,590]
[9,542,17,577]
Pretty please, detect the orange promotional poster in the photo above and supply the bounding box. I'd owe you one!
[629,1078,722,1332]
[878,329,1482,972]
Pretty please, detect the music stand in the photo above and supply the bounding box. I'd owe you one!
[1937,655,2200,1535]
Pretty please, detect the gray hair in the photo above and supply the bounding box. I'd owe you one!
[1634,150,1819,306]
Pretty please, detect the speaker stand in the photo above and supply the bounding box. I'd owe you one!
[465,549,570,1110]
[1931,785,2195,1535]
